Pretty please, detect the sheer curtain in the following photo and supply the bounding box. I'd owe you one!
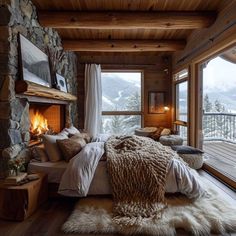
[84,64,102,137]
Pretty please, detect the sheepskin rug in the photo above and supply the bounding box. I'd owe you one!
[62,182,236,235]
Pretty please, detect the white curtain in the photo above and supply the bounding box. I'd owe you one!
[84,64,102,137]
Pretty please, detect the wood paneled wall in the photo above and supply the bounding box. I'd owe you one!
[77,52,172,129]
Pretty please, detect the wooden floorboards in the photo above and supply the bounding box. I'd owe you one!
[0,171,236,236]
[204,141,236,181]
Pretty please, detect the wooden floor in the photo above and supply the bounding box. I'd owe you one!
[203,141,236,181]
[0,171,235,236]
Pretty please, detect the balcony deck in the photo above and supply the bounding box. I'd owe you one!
[203,141,236,182]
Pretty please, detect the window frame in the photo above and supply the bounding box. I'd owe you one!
[173,68,189,143]
[101,69,144,131]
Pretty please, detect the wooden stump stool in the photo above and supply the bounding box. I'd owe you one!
[0,173,48,221]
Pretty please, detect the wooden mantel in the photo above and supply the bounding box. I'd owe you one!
[15,80,77,102]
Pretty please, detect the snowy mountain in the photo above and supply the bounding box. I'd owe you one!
[102,73,140,111]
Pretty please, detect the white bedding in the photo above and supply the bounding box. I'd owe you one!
[28,160,67,183]
[58,142,206,198]
[28,160,111,195]
[29,141,206,198]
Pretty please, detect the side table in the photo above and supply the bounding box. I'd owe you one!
[0,173,48,221]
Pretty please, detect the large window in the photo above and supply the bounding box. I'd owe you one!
[101,71,142,135]
[173,69,189,142]
[176,81,188,122]
[200,53,236,186]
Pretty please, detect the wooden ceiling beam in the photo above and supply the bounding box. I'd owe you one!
[63,39,186,52]
[38,11,216,29]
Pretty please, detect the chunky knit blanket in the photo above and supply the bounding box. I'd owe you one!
[105,135,177,223]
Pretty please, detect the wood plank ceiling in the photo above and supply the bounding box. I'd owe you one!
[32,0,227,54]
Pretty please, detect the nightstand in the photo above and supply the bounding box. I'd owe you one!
[0,173,48,221]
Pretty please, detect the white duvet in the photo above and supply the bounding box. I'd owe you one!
[58,141,206,198]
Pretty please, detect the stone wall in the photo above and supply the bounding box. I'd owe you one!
[0,0,78,177]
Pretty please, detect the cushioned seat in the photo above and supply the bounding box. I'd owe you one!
[135,127,157,137]
[171,145,204,169]
[159,135,183,146]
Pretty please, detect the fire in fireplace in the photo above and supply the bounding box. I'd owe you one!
[29,103,65,141]
[30,110,50,139]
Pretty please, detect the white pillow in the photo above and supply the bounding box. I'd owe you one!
[42,134,68,162]
[65,125,80,135]
[59,129,69,137]
[160,128,171,136]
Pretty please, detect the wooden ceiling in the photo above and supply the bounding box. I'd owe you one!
[32,0,228,54]
[32,0,225,11]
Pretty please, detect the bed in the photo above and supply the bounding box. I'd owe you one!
[28,148,205,198]
[28,160,111,195]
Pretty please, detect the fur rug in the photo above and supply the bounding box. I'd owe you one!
[62,180,236,235]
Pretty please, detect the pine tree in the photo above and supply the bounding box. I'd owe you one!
[122,92,141,134]
[109,115,126,135]
[214,99,226,112]
[212,100,226,138]
[203,94,212,112]
[203,94,213,138]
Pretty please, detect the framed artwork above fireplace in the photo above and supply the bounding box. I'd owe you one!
[18,34,52,88]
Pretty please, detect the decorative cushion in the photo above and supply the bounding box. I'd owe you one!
[65,125,80,135]
[171,145,204,169]
[31,145,49,162]
[42,133,68,162]
[70,132,92,144]
[171,145,204,154]
[57,137,86,162]
[179,154,204,170]
[160,128,171,136]
[159,135,183,146]
[135,127,157,137]
[149,127,164,141]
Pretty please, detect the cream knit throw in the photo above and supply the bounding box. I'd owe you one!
[105,135,177,224]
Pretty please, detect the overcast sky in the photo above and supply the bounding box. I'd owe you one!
[203,57,236,92]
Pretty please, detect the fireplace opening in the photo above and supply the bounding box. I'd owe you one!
[29,103,65,141]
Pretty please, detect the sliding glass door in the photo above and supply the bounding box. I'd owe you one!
[199,46,236,188]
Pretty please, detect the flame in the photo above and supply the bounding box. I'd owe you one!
[30,111,49,135]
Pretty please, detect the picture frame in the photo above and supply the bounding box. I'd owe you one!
[148,91,165,114]
[55,73,67,92]
[18,34,51,87]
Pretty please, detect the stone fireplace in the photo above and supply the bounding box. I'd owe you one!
[0,0,79,178]
[29,103,66,141]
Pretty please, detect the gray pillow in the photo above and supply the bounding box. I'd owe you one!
[171,145,204,154]
[42,134,68,162]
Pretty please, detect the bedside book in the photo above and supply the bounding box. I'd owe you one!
[4,172,27,185]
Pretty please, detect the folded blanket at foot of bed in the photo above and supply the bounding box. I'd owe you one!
[105,135,206,219]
